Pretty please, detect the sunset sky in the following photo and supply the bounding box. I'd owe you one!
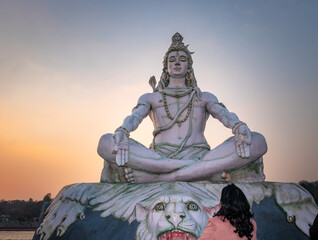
[1,0,317,200]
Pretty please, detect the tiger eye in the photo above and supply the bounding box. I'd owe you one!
[154,202,165,211]
[187,202,199,211]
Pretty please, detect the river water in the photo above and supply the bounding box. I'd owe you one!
[0,231,34,240]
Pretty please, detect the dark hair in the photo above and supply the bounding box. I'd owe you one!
[215,184,254,240]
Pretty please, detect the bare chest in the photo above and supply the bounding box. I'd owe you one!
[149,93,207,126]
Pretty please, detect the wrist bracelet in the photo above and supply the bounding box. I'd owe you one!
[115,127,130,138]
[232,121,246,134]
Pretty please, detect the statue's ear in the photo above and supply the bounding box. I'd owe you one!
[135,203,149,222]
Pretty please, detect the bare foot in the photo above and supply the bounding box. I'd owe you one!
[124,167,135,183]
[222,171,231,183]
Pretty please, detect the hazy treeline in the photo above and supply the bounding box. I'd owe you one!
[0,193,52,222]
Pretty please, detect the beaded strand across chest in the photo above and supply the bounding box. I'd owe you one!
[162,92,193,127]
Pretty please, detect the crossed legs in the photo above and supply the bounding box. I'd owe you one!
[97,132,267,183]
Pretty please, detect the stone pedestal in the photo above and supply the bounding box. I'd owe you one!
[33,182,317,240]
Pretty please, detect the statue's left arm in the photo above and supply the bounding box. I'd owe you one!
[204,92,251,158]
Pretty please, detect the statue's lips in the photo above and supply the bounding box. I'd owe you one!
[158,231,197,240]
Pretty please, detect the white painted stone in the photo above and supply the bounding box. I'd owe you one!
[97,33,267,183]
[36,182,318,240]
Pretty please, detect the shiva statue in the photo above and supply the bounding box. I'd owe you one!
[97,33,267,183]
[35,33,317,240]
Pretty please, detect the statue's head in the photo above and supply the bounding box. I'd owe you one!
[158,33,198,90]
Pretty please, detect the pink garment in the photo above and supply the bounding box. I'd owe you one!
[199,216,257,240]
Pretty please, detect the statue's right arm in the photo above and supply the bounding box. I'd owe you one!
[120,93,152,132]
[112,93,152,166]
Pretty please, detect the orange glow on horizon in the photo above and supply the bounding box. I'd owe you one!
[1,1,317,200]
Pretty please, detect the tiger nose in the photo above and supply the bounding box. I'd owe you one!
[165,212,186,227]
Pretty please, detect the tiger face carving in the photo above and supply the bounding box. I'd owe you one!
[135,193,210,240]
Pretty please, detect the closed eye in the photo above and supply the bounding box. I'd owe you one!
[168,56,176,62]
[180,56,187,62]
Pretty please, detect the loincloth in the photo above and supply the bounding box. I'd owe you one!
[152,142,211,160]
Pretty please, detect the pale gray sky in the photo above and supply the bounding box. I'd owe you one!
[0,0,317,200]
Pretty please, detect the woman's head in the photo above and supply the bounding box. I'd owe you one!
[220,184,250,214]
[216,184,254,240]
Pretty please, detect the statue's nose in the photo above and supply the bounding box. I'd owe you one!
[165,212,186,227]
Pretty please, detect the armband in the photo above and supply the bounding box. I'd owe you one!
[132,103,149,113]
[218,102,227,109]
[115,127,130,138]
[232,121,246,134]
